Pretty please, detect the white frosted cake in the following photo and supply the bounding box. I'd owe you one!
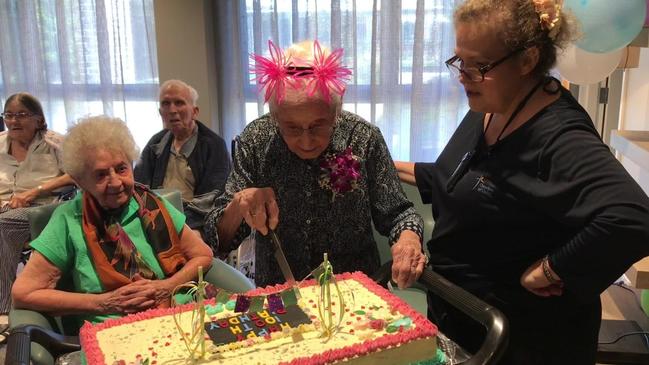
[80,272,440,365]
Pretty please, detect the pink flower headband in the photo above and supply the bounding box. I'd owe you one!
[250,40,352,104]
[533,0,562,40]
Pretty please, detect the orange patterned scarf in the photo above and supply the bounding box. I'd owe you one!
[82,183,187,291]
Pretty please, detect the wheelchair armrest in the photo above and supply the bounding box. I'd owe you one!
[9,309,77,365]
[373,262,509,365]
[6,325,80,365]
[9,309,57,332]
[52,185,77,201]
[204,258,255,293]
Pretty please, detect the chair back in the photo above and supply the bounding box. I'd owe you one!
[28,202,65,240]
[27,189,184,241]
[154,188,184,213]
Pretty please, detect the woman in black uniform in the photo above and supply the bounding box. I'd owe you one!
[396,1,649,364]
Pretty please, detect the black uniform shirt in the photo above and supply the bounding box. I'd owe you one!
[415,88,649,304]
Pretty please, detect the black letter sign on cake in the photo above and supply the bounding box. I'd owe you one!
[205,306,312,346]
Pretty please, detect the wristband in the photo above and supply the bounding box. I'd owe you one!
[542,255,561,285]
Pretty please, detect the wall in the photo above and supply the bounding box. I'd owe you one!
[153,0,219,133]
[618,47,649,193]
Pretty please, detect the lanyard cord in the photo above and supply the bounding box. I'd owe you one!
[446,78,550,193]
[484,78,545,144]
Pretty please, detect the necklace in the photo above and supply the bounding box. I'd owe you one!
[484,78,545,145]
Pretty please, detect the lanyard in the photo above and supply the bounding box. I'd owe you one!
[484,78,545,144]
[446,78,546,193]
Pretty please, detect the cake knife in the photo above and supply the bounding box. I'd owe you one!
[232,138,298,290]
[270,229,297,287]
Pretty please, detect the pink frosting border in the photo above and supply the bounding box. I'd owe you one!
[80,272,438,365]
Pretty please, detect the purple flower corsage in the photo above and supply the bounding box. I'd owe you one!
[319,147,361,201]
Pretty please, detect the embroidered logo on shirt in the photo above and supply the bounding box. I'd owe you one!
[473,176,496,198]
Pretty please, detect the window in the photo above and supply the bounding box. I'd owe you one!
[216,0,468,161]
[0,0,159,149]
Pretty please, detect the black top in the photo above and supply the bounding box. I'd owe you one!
[134,120,231,197]
[415,88,649,305]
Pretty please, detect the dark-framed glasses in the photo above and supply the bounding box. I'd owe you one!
[1,112,34,121]
[278,124,334,138]
[445,48,525,83]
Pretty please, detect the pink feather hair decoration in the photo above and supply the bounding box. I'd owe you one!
[250,40,352,104]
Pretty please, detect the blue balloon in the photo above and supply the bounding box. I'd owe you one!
[564,0,646,53]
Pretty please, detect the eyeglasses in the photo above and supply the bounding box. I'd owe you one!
[278,124,334,138]
[445,48,525,83]
[1,112,34,121]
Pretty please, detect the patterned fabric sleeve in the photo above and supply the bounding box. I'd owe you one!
[204,134,255,254]
[364,125,423,245]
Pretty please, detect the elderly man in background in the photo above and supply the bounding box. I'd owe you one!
[135,80,231,232]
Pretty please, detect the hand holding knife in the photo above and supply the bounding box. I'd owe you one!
[232,137,297,289]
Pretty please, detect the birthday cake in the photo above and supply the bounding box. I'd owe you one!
[80,272,440,365]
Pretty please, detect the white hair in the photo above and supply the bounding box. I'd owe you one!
[159,79,199,105]
[62,115,139,179]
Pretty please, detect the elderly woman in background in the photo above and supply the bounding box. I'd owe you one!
[0,93,74,319]
[396,0,649,363]
[12,116,213,328]
[205,40,426,289]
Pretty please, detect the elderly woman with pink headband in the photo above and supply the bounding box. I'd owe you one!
[205,40,425,289]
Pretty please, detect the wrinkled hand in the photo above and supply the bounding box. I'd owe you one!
[9,189,39,208]
[391,231,426,289]
[233,187,279,235]
[99,277,171,314]
[520,259,563,297]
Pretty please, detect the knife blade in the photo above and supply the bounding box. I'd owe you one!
[269,229,297,287]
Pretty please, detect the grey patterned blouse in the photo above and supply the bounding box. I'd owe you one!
[204,111,423,287]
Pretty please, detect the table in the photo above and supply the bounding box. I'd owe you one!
[598,285,649,364]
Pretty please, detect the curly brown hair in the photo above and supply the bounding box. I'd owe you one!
[454,0,578,77]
